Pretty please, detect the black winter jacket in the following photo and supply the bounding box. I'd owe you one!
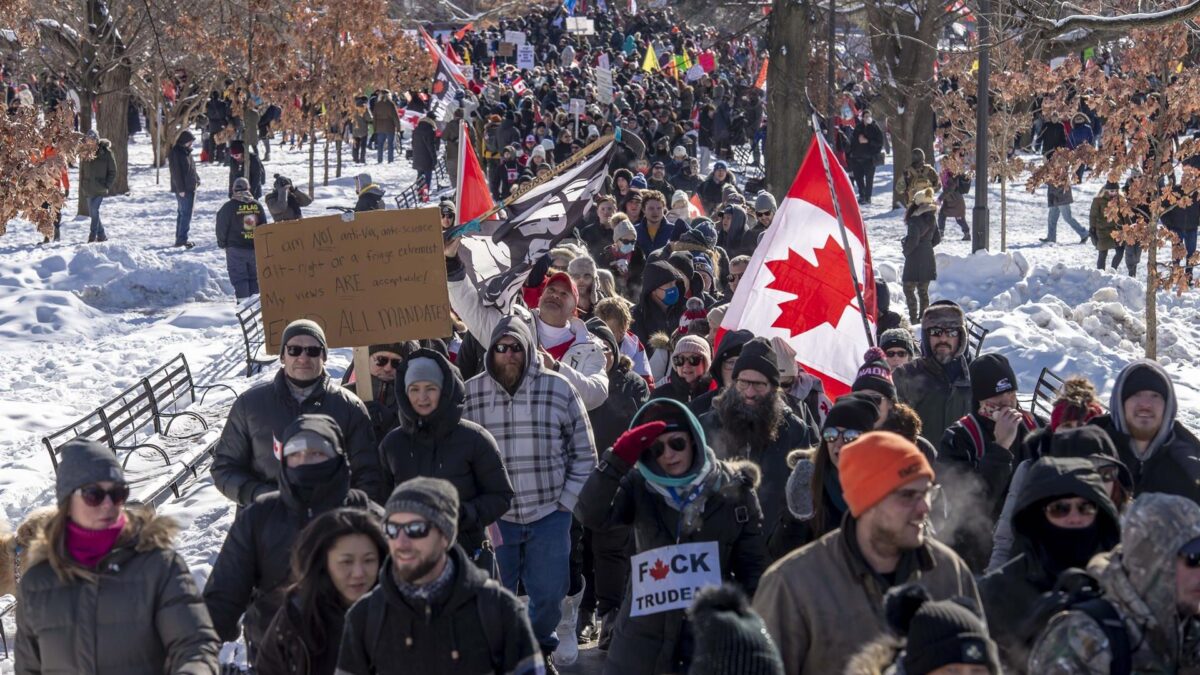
[412,119,439,174]
[379,349,514,553]
[169,139,200,194]
[215,198,267,250]
[629,261,687,347]
[576,400,768,675]
[588,357,652,454]
[255,590,345,675]
[228,154,266,199]
[211,370,387,505]
[204,455,382,650]
[337,545,543,675]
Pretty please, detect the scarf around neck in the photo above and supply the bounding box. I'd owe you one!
[66,511,128,568]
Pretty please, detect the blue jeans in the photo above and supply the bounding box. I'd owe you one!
[1047,204,1086,240]
[175,192,195,245]
[87,196,105,239]
[375,131,394,163]
[495,509,572,651]
[225,247,259,299]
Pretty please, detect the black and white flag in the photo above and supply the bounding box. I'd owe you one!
[459,140,614,310]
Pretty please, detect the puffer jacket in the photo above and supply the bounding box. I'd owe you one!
[893,327,973,447]
[700,397,819,545]
[210,369,386,506]
[16,508,220,675]
[380,349,514,553]
[576,399,768,675]
[901,205,939,283]
[204,427,382,650]
[978,457,1120,672]
[1029,493,1200,673]
[753,514,980,675]
[1090,359,1200,503]
[336,544,543,675]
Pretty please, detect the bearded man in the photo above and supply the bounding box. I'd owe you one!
[699,337,818,554]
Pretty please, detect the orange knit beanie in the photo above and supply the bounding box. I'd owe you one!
[838,431,934,517]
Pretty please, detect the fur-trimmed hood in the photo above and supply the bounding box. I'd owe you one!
[648,331,672,353]
[844,635,902,675]
[26,506,179,581]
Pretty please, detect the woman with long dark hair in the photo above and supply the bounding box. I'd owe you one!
[256,509,388,675]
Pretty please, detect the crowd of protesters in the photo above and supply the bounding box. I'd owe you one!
[7,5,1200,675]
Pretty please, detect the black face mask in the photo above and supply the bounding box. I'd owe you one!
[287,457,343,503]
[1035,520,1105,578]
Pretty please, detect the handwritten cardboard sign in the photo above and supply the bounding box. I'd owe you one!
[629,541,721,617]
[255,208,450,353]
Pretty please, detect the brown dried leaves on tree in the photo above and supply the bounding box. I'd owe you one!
[0,107,86,238]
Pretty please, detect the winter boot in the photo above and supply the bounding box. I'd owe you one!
[577,608,597,643]
[598,609,617,651]
[542,649,560,675]
[552,584,584,667]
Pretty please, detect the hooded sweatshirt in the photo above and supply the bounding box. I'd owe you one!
[629,260,688,347]
[354,173,386,211]
[1091,359,1200,502]
[460,315,597,525]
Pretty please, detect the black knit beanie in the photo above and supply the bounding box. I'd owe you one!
[1120,362,1170,404]
[686,584,784,675]
[969,353,1018,403]
[824,395,880,432]
[731,337,779,387]
[369,341,419,357]
[886,585,1000,675]
[385,477,460,544]
[852,346,896,401]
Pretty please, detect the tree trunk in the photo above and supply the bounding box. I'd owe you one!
[336,139,343,178]
[97,63,132,195]
[765,0,814,198]
[308,122,316,195]
[323,136,330,186]
[1145,229,1158,359]
[1000,178,1007,251]
[77,90,96,217]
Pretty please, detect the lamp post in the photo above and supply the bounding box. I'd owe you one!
[971,0,991,252]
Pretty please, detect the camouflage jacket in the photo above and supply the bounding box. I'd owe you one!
[1029,493,1200,674]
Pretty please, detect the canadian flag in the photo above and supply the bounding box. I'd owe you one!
[398,108,423,130]
[512,76,528,96]
[719,132,876,398]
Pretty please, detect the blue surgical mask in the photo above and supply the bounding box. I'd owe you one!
[662,287,680,306]
[619,242,635,254]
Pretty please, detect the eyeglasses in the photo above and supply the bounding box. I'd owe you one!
[892,484,941,508]
[1183,553,1200,569]
[822,427,864,444]
[79,483,130,507]
[1044,500,1099,519]
[384,520,433,540]
[285,345,324,358]
[673,354,705,367]
[649,436,689,458]
[928,327,962,339]
[374,356,402,369]
[885,349,910,359]
[734,378,771,393]
[493,343,525,354]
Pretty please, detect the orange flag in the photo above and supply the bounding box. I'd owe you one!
[456,119,499,222]
[755,58,769,91]
[454,22,474,41]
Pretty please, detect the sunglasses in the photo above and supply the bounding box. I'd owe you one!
[822,427,864,444]
[649,436,689,458]
[756,211,773,217]
[1183,553,1200,569]
[285,345,324,358]
[673,354,705,367]
[885,349,910,359]
[79,483,130,507]
[618,238,637,245]
[384,520,433,540]
[493,343,525,354]
[441,210,454,218]
[1044,500,1099,519]
[928,327,962,338]
[374,356,402,369]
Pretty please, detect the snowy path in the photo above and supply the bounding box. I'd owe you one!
[1,135,1198,670]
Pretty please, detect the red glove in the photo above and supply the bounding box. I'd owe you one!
[612,421,667,465]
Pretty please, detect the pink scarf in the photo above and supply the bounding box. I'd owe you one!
[65,512,127,568]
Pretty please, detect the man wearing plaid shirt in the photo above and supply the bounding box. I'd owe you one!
[462,312,597,667]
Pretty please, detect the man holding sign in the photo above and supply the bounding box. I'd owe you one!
[576,398,767,675]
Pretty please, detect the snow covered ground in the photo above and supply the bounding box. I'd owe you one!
[1,133,1198,668]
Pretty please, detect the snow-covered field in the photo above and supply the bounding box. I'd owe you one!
[1,132,1198,667]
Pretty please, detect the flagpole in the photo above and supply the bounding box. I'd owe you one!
[454,117,465,227]
[810,114,875,348]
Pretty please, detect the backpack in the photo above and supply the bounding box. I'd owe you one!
[1030,569,1132,675]
[956,174,972,194]
[957,412,1038,463]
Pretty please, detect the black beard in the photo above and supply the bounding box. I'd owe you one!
[715,388,784,453]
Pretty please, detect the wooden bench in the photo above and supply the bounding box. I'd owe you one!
[964,316,990,360]
[236,297,276,377]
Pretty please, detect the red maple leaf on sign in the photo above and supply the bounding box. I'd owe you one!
[764,235,862,337]
[649,559,670,581]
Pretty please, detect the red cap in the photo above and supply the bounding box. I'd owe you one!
[545,272,579,303]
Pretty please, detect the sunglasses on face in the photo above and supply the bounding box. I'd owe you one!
[885,349,910,359]
[493,343,525,354]
[928,327,962,339]
[822,427,863,444]
[441,211,454,218]
[649,436,689,458]
[756,211,772,217]
[79,483,130,507]
[673,354,705,367]
[1044,500,1099,519]
[374,356,402,369]
[285,345,324,358]
[384,520,433,540]
[618,238,637,245]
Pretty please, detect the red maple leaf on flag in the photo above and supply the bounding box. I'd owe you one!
[764,235,862,337]
[649,559,670,581]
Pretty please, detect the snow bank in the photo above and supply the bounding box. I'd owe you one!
[68,244,231,309]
